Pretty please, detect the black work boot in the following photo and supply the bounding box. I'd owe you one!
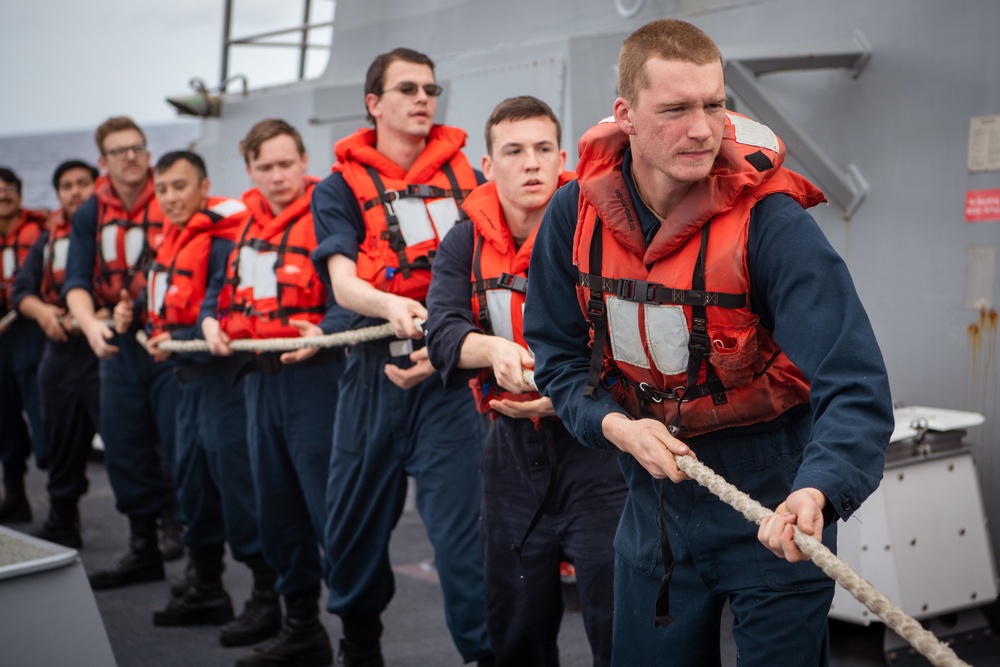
[158,506,185,562]
[234,586,332,667]
[88,513,165,590]
[169,556,198,598]
[153,544,233,626]
[32,498,82,548]
[220,555,282,647]
[338,615,384,667]
[0,471,32,524]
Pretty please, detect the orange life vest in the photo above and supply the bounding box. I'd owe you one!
[1,208,46,312]
[39,209,72,306]
[332,125,478,300]
[574,114,824,438]
[146,197,246,337]
[92,173,165,307]
[466,173,576,420]
[218,181,327,339]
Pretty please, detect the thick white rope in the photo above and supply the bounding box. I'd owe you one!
[528,370,966,665]
[147,321,399,353]
[675,454,969,667]
[143,317,968,665]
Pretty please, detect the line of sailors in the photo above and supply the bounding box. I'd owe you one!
[0,47,626,667]
[1,19,894,667]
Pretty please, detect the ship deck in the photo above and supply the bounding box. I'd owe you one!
[10,455,1000,666]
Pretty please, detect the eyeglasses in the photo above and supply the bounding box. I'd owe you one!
[105,143,148,159]
[380,82,443,97]
[0,185,18,196]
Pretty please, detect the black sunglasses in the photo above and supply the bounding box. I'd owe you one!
[380,81,444,97]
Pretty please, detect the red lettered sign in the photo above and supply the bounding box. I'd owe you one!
[965,189,1000,223]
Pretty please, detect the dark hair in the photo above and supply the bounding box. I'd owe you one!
[52,160,99,191]
[618,19,722,103]
[364,47,436,125]
[155,150,208,180]
[484,96,562,155]
[94,116,147,154]
[238,119,306,164]
[0,167,22,195]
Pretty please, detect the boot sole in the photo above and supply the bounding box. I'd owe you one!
[89,565,165,591]
[153,608,234,627]
[218,623,282,647]
[234,648,333,667]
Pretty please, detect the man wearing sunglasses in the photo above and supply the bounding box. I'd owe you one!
[64,117,182,589]
[312,48,493,667]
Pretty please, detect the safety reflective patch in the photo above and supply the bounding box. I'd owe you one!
[727,113,779,153]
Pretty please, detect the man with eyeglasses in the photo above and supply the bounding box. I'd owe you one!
[311,47,493,667]
[64,116,183,589]
[13,160,100,547]
[0,166,49,524]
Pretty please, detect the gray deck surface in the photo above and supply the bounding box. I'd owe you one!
[9,455,1000,666]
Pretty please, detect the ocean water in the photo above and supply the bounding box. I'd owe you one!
[0,121,201,211]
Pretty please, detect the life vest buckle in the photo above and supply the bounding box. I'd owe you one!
[496,272,528,293]
[404,184,437,199]
[636,382,680,404]
[586,297,605,322]
[616,278,655,302]
[637,382,664,403]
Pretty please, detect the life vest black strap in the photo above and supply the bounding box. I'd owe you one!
[243,237,311,259]
[441,162,470,209]
[361,184,469,211]
[670,222,728,437]
[653,479,675,627]
[473,273,529,295]
[364,165,422,279]
[583,218,608,400]
[577,273,745,309]
[471,234,494,337]
[225,219,254,291]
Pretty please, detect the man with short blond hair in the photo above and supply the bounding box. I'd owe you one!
[524,19,893,665]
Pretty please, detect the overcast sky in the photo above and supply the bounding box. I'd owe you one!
[0,1,334,137]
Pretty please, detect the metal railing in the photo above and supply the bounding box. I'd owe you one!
[219,0,334,92]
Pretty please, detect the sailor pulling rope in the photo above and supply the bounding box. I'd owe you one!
[144,319,970,667]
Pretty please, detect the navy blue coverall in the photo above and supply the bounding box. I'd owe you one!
[523,151,894,667]
[202,215,348,597]
[311,171,491,664]
[164,237,261,561]
[426,219,628,667]
[12,232,100,506]
[64,195,177,520]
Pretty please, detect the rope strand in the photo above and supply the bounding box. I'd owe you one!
[674,454,970,667]
[145,317,968,665]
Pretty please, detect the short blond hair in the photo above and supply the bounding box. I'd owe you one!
[618,19,722,103]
